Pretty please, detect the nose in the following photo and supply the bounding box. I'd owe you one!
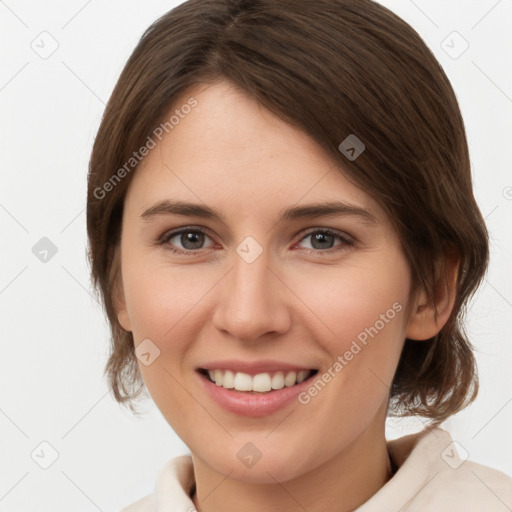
[211,243,292,344]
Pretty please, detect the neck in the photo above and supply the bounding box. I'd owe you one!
[191,419,392,512]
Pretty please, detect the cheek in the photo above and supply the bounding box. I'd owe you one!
[288,255,411,422]
[121,253,211,340]
[120,260,208,418]
[291,258,410,352]
[287,264,409,439]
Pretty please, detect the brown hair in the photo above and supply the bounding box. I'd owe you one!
[87,0,489,422]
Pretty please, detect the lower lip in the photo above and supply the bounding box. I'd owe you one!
[197,371,316,417]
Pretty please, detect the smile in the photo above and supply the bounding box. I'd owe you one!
[196,365,319,417]
[201,368,317,393]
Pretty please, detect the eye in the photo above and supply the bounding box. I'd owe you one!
[160,227,215,255]
[158,226,355,257]
[296,228,354,255]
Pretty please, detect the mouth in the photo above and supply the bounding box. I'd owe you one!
[197,368,319,394]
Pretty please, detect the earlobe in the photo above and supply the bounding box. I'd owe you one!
[406,255,459,341]
[405,291,437,341]
[117,309,132,332]
[112,271,132,332]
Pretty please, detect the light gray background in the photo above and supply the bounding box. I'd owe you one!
[1,0,511,510]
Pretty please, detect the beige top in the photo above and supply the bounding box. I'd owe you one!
[120,428,512,511]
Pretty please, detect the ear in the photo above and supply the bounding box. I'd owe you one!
[406,253,460,341]
[115,287,132,333]
[111,252,132,332]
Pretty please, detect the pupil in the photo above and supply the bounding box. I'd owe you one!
[312,232,333,249]
[182,231,204,250]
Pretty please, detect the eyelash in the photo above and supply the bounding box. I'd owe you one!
[158,227,355,257]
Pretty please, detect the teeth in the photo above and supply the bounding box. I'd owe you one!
[233,372,252,391]
[271,371,284,389]
[297,370,308,383]
[223,370,235,389]
[284,371,296,387]
[252,373,271,392]
[206,369,313,392]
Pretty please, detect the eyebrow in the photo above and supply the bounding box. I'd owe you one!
[140,199,378,225]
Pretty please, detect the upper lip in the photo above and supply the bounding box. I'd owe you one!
[198,359,316,375]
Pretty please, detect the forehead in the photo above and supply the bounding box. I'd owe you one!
[124,80,383,222]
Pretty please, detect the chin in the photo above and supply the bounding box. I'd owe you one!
[196,439,320,484]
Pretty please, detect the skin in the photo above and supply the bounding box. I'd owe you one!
[115,80,456,512]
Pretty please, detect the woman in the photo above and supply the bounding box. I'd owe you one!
[86,0,512,510]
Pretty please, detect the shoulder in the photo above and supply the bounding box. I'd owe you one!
[396,428,512,511]
[425,457,512,510]
[119,454,195,512]
[359,427,512,512]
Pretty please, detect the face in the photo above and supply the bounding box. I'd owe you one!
[116,80,416,483]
